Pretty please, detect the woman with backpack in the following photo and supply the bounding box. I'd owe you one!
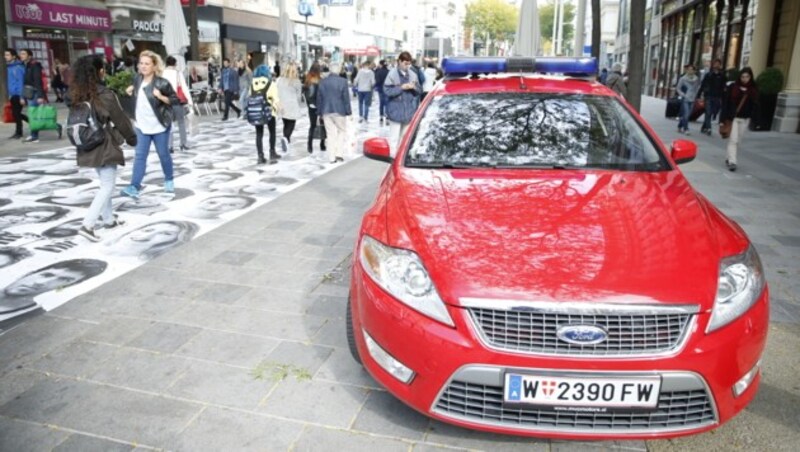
[246,64,280,164]
[303,63,326,154]
[120,50,180,199]
[68,55,136,242]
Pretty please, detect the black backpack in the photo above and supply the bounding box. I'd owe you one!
[246,84,272,126]
[67,101,106,152]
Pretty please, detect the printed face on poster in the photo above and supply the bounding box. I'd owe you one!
[187,61,209,89]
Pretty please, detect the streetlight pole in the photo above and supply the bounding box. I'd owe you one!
[190,0,199,61]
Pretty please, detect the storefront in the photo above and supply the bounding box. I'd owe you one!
[7,0,113,87]
[657,0,754,97]
[112,12,167,58]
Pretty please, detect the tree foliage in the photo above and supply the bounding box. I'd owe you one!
[539,0,576,55]
[465,0,519,55]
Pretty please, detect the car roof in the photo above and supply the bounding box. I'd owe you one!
[432,76,617,97]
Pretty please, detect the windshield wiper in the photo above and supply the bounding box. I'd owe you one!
[493,164,568,169]
[407,162,498,169]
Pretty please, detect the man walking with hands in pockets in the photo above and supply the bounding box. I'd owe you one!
[316,62,352,164]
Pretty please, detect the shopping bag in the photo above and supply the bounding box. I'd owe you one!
[29,105,58,132]
[186,107,199,137]
[3,102,13,123]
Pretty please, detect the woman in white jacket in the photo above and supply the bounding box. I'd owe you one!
[163,56,193,152]
[276,62,303,154]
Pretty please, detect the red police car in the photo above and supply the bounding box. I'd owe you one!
[346,57,768,439]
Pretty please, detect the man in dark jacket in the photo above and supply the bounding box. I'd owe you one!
[4,49,27,139]
[317,62,352,164]
[374,60,390,125]
[385,52,420,156]
[219,58,241,120]
[19,48,62,143]
[699,58,726,136]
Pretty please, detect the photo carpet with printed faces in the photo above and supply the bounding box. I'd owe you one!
[0,113,375,330]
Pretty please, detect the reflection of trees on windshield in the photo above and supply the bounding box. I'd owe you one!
[407,93,665,170]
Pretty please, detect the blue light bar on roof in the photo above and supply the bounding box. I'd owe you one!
[441,57,598,77]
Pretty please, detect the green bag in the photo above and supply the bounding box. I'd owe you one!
[29,105,59,132]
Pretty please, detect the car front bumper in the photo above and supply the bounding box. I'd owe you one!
[349,263,769,440]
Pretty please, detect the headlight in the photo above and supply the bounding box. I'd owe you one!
[707,245,766,332]
[359,235,454,326]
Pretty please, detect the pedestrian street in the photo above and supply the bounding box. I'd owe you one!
[0,101,389,330]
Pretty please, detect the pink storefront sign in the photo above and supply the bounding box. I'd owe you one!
[10,0,112,32]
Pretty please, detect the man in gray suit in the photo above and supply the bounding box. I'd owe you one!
[316,63,352,164]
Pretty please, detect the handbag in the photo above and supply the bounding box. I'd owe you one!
[719,120,732,139]
[720,93,748,139]
[173,71,188,104]
[23,85,36,100]
[28,105,58,132]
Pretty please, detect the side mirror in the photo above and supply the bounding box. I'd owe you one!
[670,139,697,165]
[363,137,393,163]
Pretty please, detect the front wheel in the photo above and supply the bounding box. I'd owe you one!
[346,297,362,364]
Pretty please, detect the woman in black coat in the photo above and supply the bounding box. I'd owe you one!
[120,50,180,199]
[69,55,137,242]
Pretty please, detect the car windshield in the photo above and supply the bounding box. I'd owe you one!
[405,92,668,171]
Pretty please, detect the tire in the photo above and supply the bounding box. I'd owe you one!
[346,297,362,364]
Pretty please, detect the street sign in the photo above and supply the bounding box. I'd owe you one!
[298,1,314,17]
[317,0,354,6]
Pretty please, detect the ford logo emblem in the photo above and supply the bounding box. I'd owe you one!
[556,325,608,345]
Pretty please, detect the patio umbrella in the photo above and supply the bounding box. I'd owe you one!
[514,0,540,57]
[278,0,296,63]
[161,0,190,69]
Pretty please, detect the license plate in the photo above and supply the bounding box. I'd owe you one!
[504,373,661,409]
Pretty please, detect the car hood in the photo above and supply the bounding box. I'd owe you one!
[385,169,738,310]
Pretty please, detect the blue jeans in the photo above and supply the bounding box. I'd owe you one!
[83,165,117,229]
[678,100,693,131]
[377,88,387,118]
[357,91,373,120]
[131,127,173,190]
[702,97,722,131]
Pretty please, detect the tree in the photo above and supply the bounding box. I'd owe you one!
[628,0,645,112]
[539,1,576,55]
[465,0,519,56]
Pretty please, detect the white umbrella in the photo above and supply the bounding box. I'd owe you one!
[278,0,296,63]
[161,0,190,69]
[514,0,540,57]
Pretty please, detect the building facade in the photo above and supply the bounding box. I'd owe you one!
[654,0,799,132]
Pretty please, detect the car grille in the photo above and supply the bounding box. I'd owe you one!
[434,379,716,433]
[468,308,692,356]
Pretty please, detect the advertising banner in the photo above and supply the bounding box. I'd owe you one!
[10,0,112,32]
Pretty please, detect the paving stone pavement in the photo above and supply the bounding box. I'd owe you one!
[0,96,798,451]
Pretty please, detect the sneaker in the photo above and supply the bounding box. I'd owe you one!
[120,185,140,199]
[78,226,101,242]
[180,145,190,151]
[164,180,175,193]
[103,215,126,229]
[23,136,39,143]
[280,137,289,154]
[8,134,22,140]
